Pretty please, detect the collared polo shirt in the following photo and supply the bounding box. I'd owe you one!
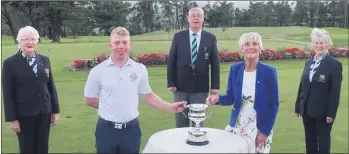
[84,57,152,123]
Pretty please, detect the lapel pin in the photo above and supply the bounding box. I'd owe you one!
[204,47,209,59]
[319,74,326,82]
[45,68,50,78]
[205,53,209,59]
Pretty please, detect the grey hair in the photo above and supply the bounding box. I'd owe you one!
[238,32,263,49]
[16,26,40,49]
[311,28,333,46]
[110,26,130,40]
[188,7,204,16]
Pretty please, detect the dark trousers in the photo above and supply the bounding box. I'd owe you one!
[95,117,141,154]
[174,91,208,128]
[16,112,52,154]
[302,114,333,154]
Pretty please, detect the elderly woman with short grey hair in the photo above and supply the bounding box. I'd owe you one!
[2,26,60,154]
[295,28,343,154]
[206,32,280,153]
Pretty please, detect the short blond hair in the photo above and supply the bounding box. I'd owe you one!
[311,28,333,46]
[238,32,263,49]
[110,27,130,40]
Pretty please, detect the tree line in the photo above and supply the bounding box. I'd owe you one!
[2,1,348,43]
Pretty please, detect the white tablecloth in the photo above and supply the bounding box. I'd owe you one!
[142,127,249,153]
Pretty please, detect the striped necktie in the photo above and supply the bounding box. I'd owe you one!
[191,33,198,69]
[26,55,38,76]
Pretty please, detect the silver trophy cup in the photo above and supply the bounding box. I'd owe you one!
[182,102,211,146]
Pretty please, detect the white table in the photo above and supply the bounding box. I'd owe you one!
[142,127,249,153]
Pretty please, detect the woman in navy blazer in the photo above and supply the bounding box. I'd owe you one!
[207,32,279,153]
[295,28,343,154]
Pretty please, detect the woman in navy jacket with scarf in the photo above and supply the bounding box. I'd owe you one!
[207,32,279,153]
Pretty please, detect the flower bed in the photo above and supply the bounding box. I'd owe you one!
[69,47,348,71]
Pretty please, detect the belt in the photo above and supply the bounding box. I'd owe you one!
[99,117,139,129]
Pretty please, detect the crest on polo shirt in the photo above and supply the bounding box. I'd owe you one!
[45,68,50,78]
[130,73,137,82]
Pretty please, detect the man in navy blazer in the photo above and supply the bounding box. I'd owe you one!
[207,32,279,153]
[167,7,220,128]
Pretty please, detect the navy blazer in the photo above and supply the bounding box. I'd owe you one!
[295,55,342,119]
[218,61,279,136]
[2,51,60,122]
[167,29,220,93]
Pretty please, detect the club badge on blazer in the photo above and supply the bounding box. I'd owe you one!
[204,47,209,59]
[45,68,50,78]
[130,73,137,82]
[318,74,326,82]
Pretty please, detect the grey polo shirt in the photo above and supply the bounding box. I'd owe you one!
[84,57,152,123]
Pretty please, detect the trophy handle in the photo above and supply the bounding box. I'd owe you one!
[206,112,213,119]
[180,101,190,119]
[206,104,216,119]
[181,110,190,119]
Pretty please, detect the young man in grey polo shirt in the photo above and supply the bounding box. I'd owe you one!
[84,27,186,154]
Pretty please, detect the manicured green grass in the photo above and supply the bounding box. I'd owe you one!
[3,26,346,49]
[132,26,347,48]
[286,27,349,47]
[1,39,310,60]
[3,27,346,52]
[2,26,311,43]
[1,29,348,153]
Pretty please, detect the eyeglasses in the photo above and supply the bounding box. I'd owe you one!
[21,38,38,43]
[189,14,203,18]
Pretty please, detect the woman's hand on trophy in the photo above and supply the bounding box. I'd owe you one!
[206,94,219,105]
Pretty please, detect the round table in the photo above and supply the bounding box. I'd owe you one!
[142,127,249,153]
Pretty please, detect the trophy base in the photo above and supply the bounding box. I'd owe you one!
[186,139,209,146]
[186,130,209,146]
